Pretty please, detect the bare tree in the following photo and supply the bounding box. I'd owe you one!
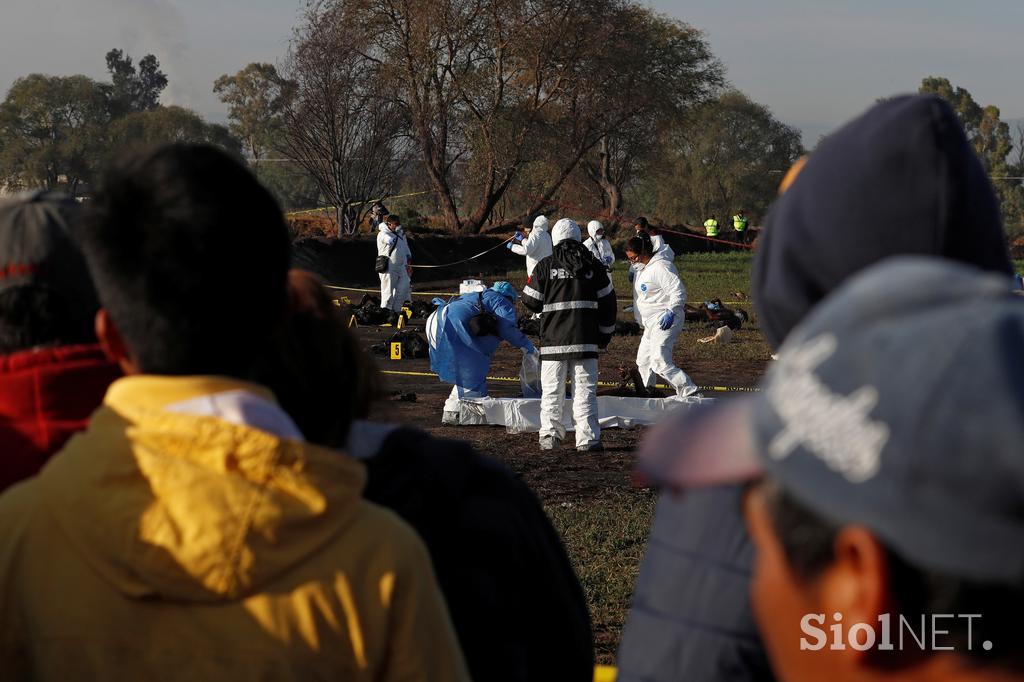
[342,0,626,233]
[279,2,410,236]
[577,8,723,223]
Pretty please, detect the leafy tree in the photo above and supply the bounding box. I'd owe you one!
[646,91,803,225]
[213,63,296,170]
[107,106,242,158]
[920,77,1024,233]
[578,7,724,221]
[105,49,168,115]
[0,74,110,196]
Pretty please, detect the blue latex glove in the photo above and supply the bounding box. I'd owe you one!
[513,231,525,242]
[431,297,446,307]
[506,241,516,250]
[628,270,636,283]
[604,255,613,265]
[658,310,675,330]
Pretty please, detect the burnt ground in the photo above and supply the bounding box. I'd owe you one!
[361,321,766,500]
[336,256,770,662]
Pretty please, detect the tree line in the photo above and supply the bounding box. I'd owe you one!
[0,50,238,197]
[3,3,1021,238]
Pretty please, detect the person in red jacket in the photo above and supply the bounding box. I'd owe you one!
[0,191,120,491]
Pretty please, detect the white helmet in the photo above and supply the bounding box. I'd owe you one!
[533,215,550,232]
[587,220,604,240]
[551,218,581,245]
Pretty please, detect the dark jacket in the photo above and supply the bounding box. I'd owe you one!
[620,95,1014,682]
[0,344,120,492]
[616,488,773,682]
[360,426,595,682]
[521,240,616,360]
[754,94,1012,350]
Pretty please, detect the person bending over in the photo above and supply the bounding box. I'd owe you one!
[427,281,537,424]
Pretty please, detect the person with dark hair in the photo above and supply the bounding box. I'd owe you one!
[370,200,389,229]
[0,191,120,491]
[624,236,697,397]
[522,218,617,451]
[0,144,468,681]
[637,257,1024,682]
[616,94,1014,682]
[377,213,412,325]
[262,270,595,682]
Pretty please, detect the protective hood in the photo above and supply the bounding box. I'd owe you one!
[754,94,1012,351]
[378,223,394,234]
[38,375,366,602]
[533,215,550,232]
[551,218,581,246]
[587,220,603,240]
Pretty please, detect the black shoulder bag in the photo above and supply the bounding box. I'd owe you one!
[375,237,397,274]
[467,291,500,337]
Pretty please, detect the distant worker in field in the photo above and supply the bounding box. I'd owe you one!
[732,209,749,243]
[703,215,719,237]
[427,282,538,425]
[376,213,412,325]
[509,214,553,277]
[522,219,617,452]
[625,236,698,398]
[583,220,615,271]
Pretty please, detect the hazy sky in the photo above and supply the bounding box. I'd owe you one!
[2,0,1021,145]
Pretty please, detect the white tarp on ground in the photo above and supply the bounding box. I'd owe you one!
[444,394,712,433]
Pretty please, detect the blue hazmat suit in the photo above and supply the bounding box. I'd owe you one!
[429,289,535,395]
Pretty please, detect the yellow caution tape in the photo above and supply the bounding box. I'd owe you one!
[378,369,759,393]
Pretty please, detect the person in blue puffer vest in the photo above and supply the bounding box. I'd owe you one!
[428,282,537,424]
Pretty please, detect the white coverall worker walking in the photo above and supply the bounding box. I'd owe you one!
[583,220,615,271]
[625,235,698,397]
[377,214,411,320]
[509,215,553,277]
[522,219,617,451]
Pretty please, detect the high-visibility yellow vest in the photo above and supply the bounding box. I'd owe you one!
[733,214,748,232]
[704,218,719,237]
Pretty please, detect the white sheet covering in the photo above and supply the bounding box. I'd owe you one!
[443,394,712,433]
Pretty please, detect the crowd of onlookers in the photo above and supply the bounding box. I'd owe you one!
[0,93,1021,682]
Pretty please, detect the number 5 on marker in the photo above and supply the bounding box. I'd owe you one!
[390,342,402,360]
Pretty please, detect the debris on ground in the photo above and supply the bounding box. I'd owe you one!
[698,324,734,344]
[370,330,431,359]
[685,299,748,330]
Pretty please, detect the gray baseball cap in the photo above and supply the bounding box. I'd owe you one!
[0,190,99,316]
[639,256,1024,585]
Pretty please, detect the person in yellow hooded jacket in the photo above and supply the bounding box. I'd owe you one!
[0,144,469,681]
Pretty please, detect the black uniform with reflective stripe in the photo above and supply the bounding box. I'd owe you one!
[521,241,617,360]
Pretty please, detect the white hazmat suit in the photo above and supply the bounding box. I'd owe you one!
[377,223,411,313]
[583,220,615,270]
[510,215,554,277]
[633,249,698,397]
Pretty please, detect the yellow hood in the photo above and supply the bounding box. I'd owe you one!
[39,375,367,602]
